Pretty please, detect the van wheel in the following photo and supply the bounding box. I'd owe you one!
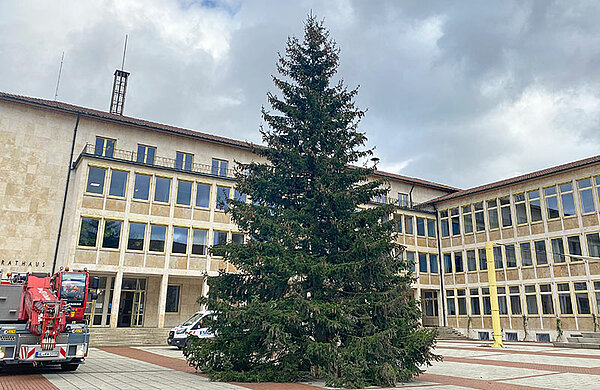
[60,363,79,371]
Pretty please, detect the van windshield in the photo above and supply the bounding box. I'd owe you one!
[182,312,203,326]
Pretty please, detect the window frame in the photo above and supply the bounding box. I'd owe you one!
[108,169,129,199]
[132,172,152,202]
[136,144,156,165]
[191,228,208,256]
[153,175,172,204]
[175,152,194,171]
[176,179,194,207]
[172,226,189,255]
[148,224,168,253]
[211,158,229,177]
[101,219,122,250]
[165,284,181,313]
[94,136,115,158]
[78,216,100,248]
[578,177,596,214]
[85,165,107,195]
[126,221,147,252]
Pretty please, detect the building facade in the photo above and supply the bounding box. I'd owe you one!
[1,91,599,342]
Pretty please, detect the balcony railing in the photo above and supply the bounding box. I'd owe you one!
[78,143,236,178]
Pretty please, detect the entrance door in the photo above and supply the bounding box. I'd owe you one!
[422,290,439,327]
[117,291,134,327]
[131,291,145,327]
[117,277,147,327]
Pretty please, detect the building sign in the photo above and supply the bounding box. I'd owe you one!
[1,259,49,274]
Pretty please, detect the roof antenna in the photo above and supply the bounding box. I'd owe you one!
[121,34,128,71]
[110,35,130,115]
[54,52,64,101]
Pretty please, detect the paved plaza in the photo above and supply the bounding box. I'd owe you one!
[1,340,599,389]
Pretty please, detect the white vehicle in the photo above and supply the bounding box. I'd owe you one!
[167,311,214,349]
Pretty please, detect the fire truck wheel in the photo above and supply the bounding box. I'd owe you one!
[60,363,79,371]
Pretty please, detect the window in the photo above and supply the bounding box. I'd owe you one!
[505,245,517,268]
[474,202,485,231]
[482,288,491,315]
[165,285,180,313]
[551,238,566,263]
[544,186,560,219]
[574,282,591,315]
[540,284,554,315]
[451,208,460,235]
[136,145,155,165]
[578,178,596,213]
[559,182,576,217]
[232,233,244,244]
[427,219,436,238]
[102,220,122,249]
[454,252,464,273]
[172,227,188,254]
[394,215,402,233]
[234,189,247,203]
[416,218,425,237]
[95,137,114,157]
[462,205,473,234]
[509,286,522,315]
[487,200,499,229]
[520,242,533,266]
[534,240,547,265]
[498,287,508,315]
[86,166,106,194]
[525,285,538,315]
[78,217,99,247]
[478,248,487,270]
[196,183,211,208]
[493,246,503,269]
[444,254,452,273]
[500,196,512,227]
[429,254,438,274]
[446,290,456,316]
[457,289,467,315]
[506,332,518,341]
[216,186,230,211]
[149,224,166,252]
[374,193,387,204]
[528,189,542,222]
[440,210,449,237]
[536,333,551,343]
[467,250,476,272]
[133,173,151,200]
[470,288,481,315]
[419,253,428,273]
[567,235,582,262]
[211,158,228,177]
[594,281,600,315]
[108,170,128,197]
[596,177,600,209]
[176,180,193,206]
[404,216,413,235]
[213,230,227,246]
[192,229,208,255]
[127,222,146,251]
[558,283,573,315]
[175,152,193,171]
[514,193,528,225]
[586,233,600,258]
[154,177,171,203]
[398,193,408,207]
[406,252,415,272]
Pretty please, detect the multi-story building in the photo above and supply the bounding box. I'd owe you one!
[1,90,599,342]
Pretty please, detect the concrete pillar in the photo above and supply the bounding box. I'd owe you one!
[109,271,123,328]
[157,273,169,328]
[201,275,209,311]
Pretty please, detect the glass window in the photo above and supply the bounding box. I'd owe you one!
[514,193,528,225]
[404,216,413,235]
[86,166,106,194]
[493,246,503,269]
[470,288,481,315]
[133,173,151,200]
[406,252,415,272]
[451,208,460,235]
[78,217,99,247]
[136,145,156,165]
[447,293,456,316]
[525,285,538,315]
[482,288,491,315]
[154,177,171,203]
[540,284,554,315]
[520,242,533,266]
[498,287,508,315]
[394,215,402,233]
[454,252,464,273]
[586,233,600,258]
[196,183,211,208]
[578,178,595,213]
[505,244,517,268]
[234,189,247,203]
[398,193,408,207]
[149,224,166,252]
[467,250,476,272]
[232,233,244,244]
[440,210,449,237]
[176,180,193,206]
[108,170,128,197]
[416,218,425,237]
[429,254,438,274]
[462,205,473,234]
[594,281,600,316]
[559,182,576,217]
[211,159,228,177]
[419,253,428,273]
[528,189,542,222]
[444,254,452,273]
[216,186,230,211]
[478,248,487,270]
[213,230,227,246]
[102,220,122,249]
[474,202,485,231]
[509,286,522,315]
[175,152,193,171]
[94,137,114,157]
[500,197,512,227]
[544,186,560,219]
[534,240,547,265]
[165,285,180,313]
[558,283,573,315]
[567,235,582,262]
[172,227,188,254]
[192,229,208,255]
[551,238,566,263]
[457,289,467,315]
[487,200,499,229]
[427,219,436,238]
[574,282,591,315]
[127,222,146,251]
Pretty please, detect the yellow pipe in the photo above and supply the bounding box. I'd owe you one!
[485,241,505,348]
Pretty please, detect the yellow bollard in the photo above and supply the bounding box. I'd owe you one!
[485,241,505,348]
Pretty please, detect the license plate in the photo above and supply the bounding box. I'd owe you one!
[36,351,59,357]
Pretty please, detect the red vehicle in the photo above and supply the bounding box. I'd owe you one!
[0,268,98,371]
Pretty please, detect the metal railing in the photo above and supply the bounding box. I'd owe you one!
[79,144,236,178]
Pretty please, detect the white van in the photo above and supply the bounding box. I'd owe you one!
[167,311,214,349]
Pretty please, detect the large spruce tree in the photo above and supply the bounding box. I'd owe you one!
[184,15,438,388]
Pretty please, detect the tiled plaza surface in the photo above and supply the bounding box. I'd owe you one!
[2,340,600,389]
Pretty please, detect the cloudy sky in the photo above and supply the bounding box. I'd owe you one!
[2,1,600,189]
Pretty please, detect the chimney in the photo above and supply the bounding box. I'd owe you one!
[109,69,129,115]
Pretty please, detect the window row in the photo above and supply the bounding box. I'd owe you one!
[78,217,244,255]
[446,281,600,317]
[86,165,245,209]
[405,252,439,274]
[393,215,436,238]
[442,233,600,273]
[440,177,600,237]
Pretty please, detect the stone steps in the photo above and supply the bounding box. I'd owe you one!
[89,327,171,347]
[435,326,469,340]
[553,332,600,350]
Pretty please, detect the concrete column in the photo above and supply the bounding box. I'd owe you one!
[157,273,169,328]
[201,275,209,311]
[109,271,123,328]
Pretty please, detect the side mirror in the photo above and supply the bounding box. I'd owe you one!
[91,276,100,290]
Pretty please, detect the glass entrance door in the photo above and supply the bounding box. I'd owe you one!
[117,277,147,327]
[422,290,439,326]
[131,291,145,327]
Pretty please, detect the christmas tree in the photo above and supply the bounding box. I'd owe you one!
[184,14,438,388]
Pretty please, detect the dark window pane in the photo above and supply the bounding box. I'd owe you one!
[213,231,227,246]
[405,216,413,235]
[192,229,207,255]
[475,211,485,231]
[488,208,499,229]
[493,246,503,269]
[447,297,456,316]
[216,186,230,210]
[109,170,128,197]
[419,253,428,273]
[427,219,436,238]
[87,166,106,194]
[534,240,547,265]
[102,220,122,249]
[567,236,582,261]
[78,218,99,247]
[133,174,151,200]
[429,254,438,274]
[541,294,554,315]
[454,252,464,273]
[232,233,244,244]
[196,183,211,208]
[510,295,522,315]
[149,225,166,252]
[545,187,560,219]
[467,250,476,271]
[165,285,180,313]
[506,245,517,268]
[586,233,600,258]
[561,192,575,216]
[172,227,188,254]
[471,297,481,315]
[127,223,146,251]
[451,216,460,235]
[551,238,565,263]
[154,177,171,203]
[417,218,425,236]
[444,254,452,273]
[234,189,246,203]
[526,294,538,315]
[501,197,512,227]
[478,248,487,270]
[520,242,532,266]
[406,252,415,272]
[441,219,449,237]
[176,180,192,206]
